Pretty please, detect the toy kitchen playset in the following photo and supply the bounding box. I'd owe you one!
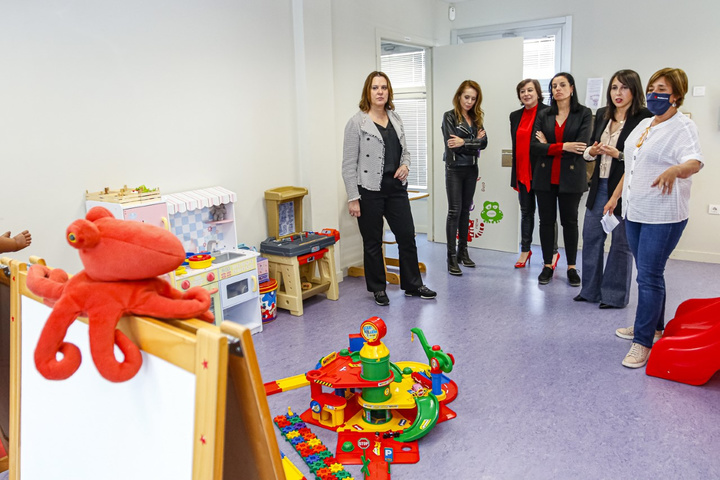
[86,185,262,334]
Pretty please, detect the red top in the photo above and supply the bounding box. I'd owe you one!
[515,105,538,191]
[548,121,566,185]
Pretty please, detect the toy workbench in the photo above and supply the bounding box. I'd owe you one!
[261,186,339,316]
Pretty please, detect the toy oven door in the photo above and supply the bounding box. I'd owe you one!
[218,269,257,309]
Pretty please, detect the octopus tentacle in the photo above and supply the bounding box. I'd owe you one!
[26,265,69,307]
[88,315,142,383]
[34,297,82,380]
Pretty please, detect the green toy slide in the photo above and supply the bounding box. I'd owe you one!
[396,393,440,442]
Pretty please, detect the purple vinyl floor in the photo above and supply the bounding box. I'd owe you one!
[252,236,720,479]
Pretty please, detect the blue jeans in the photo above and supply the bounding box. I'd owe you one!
[579,179,633,307]
[625,219,687,348]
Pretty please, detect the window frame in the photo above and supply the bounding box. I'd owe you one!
[450,16,572,81]
[378,37,431,190]
[390,94,428,189]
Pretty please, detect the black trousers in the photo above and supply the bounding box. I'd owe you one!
[357,176,423,293]
[518,182,558,254]
[536,185,582,265]
[445,164,478,255]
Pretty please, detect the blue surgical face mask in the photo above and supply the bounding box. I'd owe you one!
[646,92,673,116]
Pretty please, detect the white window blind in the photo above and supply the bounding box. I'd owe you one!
[381,45,428,188]
[523,36,556,102]
[380,51,426,89]
[393,98,427,188]
[523,36,555,79]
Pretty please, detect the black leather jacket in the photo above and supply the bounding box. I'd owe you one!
[441,110,488,167]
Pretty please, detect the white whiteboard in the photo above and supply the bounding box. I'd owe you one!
[20,297,196,480]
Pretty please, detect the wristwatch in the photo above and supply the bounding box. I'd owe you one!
[618,152,625,161]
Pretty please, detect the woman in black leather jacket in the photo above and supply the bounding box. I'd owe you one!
[441,80,488,275]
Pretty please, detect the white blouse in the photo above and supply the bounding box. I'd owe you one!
[582,119,622,178]
[622,112,703,223]
[598,120,623,178]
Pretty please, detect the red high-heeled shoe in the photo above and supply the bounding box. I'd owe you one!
[551,252,560,270]
[514,250,532,268]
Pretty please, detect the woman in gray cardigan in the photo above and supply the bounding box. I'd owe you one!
[342,71,436,306]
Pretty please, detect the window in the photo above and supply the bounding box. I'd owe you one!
[451,16,572,101]
[392,98,427,188]
[522,36,557,99]
[381,42,428,189]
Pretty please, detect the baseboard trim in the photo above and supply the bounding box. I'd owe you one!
[669,250,720,264]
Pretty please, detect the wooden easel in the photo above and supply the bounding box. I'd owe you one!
[0,258,13,472]
[2,258,286,480]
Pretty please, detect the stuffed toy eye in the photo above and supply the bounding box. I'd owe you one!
[68,232,78,243]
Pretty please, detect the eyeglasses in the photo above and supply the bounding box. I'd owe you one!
[636,126,651,148]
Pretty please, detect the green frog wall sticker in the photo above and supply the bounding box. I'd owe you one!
[480,200,504,224]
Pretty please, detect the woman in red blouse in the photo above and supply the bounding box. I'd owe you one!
[509,79,557,269]
[530,72,592,286]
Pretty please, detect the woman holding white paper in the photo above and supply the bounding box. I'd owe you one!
[573,70,651,309]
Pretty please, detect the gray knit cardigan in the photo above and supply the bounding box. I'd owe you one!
[342,109,411,202]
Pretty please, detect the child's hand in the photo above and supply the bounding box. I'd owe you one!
[14,230,32,251]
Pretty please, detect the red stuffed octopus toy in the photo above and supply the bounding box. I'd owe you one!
[27,206,214,383]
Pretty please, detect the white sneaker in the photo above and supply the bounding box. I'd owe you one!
[615,326,662,344]
[622,342,651,368]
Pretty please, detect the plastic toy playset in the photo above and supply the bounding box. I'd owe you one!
[266,316,458,480]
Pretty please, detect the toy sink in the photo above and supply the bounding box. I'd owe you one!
[212,251,245,264]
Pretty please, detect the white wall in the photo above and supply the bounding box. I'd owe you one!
[440,0,720,263]
[292,0,339,236]
[0,0,440,276]
[3,0,717,276]
[0,0,300,272]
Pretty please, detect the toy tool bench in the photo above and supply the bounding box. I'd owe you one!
[260,186,339,316]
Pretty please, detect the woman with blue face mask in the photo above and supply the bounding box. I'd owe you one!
[614,68,703,369]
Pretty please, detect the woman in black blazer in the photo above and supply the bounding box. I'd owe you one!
[531,72,592,286]
[509,79,557,269]
[574,70,652,308]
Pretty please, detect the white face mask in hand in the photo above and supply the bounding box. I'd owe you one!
[601,211,620,234]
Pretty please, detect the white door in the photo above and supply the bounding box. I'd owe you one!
[432,38,523,253]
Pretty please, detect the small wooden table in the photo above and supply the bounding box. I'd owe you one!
[347,191,429,285]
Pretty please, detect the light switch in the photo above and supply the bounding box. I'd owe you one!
[692,86,705,97]
[501,149,513,167]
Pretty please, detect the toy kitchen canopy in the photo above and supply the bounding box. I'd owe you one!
[163,186,237,215]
